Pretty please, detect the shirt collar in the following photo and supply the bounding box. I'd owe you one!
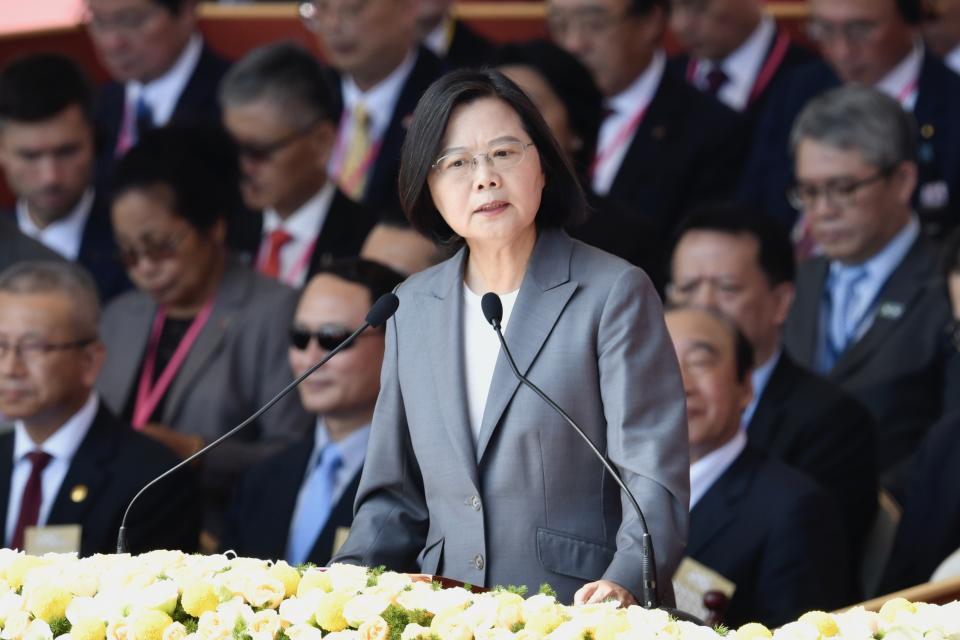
[689,429,747,510]
[15,189,95,261]
[262,181,336,241]
[13,393,98,464]
[127,33,204,126]
[309,418,371,474]
[698,15,775,111]
[341,49,418,142]
[875,39,924,110]
[829,215,920,287]
[741,348,781,429]
[608,49,666,117]
[423,16,453,57]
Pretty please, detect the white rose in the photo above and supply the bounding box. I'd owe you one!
[474,629,515,640]
[162,622,190,640]
[195,611,232,640]
[105,619,132,640]
[65,597,103,626]
[241,578,285,610]
[342,594,391,628]
[400,623,433,640]
[2,610,34,640]
[247,609,281,640]
[0,592,23,625]
[323,632,360,640]
[23,620,53,640]
[369,572,411,598]
[325,565,368,593]
[279,596,317,627]
[284,624,324,640]
[771,621,820,640]
[357,616,389,640]
[133,580,178,615]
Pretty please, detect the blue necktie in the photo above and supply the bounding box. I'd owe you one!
[821,266,869,372]
[135,95,154,141]
[286,445,342,565]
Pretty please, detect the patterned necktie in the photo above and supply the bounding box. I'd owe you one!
[260,229,293,280]
[11,451,52,550]
[286,445,343,565]
[115,93,153,156]
[822,266,869,371]
[338,103,372,201]
[703,67,729,97]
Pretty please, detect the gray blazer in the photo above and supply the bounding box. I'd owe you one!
[334,229,689,604]
[97,261,312,495]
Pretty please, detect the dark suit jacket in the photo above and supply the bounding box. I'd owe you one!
[783,236,960,493]
[230,187,377,277]
[605,70,747,244]
[0,216,63,271]
[667,31,815,127]
[220,429,362,565]
[738,51,960,236]
[330,47,446,216]
[95,42,232,189]
[880,410,960,592]
[747,352,877,557]
[689,445,849,628]
[0,403,200,555]
[444,19,494,69]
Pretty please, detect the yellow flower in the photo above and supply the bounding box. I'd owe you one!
[593,609,629,640]
[297,569,332,597]
[161,621,189,640]
[129,608,174,640]
[314,590,352,632]
[879,598,917,623]
[798,611,839,637]
[181,581,219,617]
[25,583,71,623]
[269,562,301,598]
[6,556,46,591]
[735,622,773,640]
[358,615,390,640]
[71,618,107,640]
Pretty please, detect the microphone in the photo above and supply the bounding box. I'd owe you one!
[480,293,665,610]
[116,292,400,553]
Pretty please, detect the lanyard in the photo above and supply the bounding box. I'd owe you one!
[132,298,215,429]
[685,31,792,107]
[256,235,319,286]
[895,77,919,106]
[590,104,649,179]
[330,108,383,196]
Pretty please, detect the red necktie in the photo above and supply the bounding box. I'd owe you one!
[260,229,293,279]
[11,451,52,550]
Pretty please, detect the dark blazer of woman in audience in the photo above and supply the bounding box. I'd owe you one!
[333,69,689,606]
[96,128,311,544]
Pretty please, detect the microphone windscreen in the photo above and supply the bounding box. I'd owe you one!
[366,292,400,327]
[481,292,503,326]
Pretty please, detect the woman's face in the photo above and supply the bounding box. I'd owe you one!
[427,96,545,246]
[498,65,577,160]
[111,186,224,310]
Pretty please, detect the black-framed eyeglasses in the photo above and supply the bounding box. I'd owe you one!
[117,228,190,267]
[787,168,893,211]
[290,325,356,352]
[0,337,96,362]
[235,117,324,162]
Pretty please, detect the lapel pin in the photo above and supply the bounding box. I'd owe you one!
[70,485,88,503]
[921,123,935,139]
[878,302,904,320]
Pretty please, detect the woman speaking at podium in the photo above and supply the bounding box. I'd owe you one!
[333,69,689,606]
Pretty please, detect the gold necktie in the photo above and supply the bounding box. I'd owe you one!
[339,103,372,201]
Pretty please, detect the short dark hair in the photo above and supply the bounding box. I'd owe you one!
[627,0,669,16]
[149,0,192,14]
[399,68,587,243]
[312,258,405,308]
[112,125,240,233]
[219,42,338,127]
[897,0,923,24]
[491,39,603,177]
[665,303,755,382]
[672,203,796,286]
[0,54,94,126]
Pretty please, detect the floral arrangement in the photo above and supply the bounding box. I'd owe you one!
[0,550,954,640]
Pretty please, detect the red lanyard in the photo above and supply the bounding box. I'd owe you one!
[895,77,919,106]
[685,31,792,107]
[257,235,319,286]
[132,298,215,429]
[590,105,649,179]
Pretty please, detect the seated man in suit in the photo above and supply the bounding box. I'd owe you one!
[0,261,199,554]
[545,0,746,246]
[740,0,960,238]
[669,205,878,567]
[0,54,129,302]
[783,86,960,495]
[220,43,377,288]
[416,0,493,68]
[85,0,231,181]
[926,0,960,74]
[668,0,814,120]
[360,217,444,276]
[666,305,849,628]
[300,0,445,215]
[222,258,403,565]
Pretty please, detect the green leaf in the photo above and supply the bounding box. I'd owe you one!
[367,565,387,587]
[538,583,557,598]
[49,617,71,637]
[492,584,528,597]
[511,622,526,632]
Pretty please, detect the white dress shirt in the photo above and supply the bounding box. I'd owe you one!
[5,393,98,546]
[592,50,666,196]
[741,348,781,429]
[329,50,418,179]
[125,33,204,127]
[946,44,960,75]
[423,17,452,58]
[463,285,519,444]
[15,189,94,261]
[875,40,924,111]
[259,182,336,287]
[691,16,776,112]
[689,429,747,510]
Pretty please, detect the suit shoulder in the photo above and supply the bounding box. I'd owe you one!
[752,451,832,507]
[102,288,151,320]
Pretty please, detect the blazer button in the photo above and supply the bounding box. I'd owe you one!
[474,554,485,570]
[470,495,482,511]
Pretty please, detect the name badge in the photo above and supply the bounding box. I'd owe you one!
[672,557,736,623]
[878,302,905,320]
[920,180,950,210]
[25,525,82,555]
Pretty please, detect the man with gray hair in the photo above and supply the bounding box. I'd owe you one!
[783,85,960,495]
[220,42,376,287]
[0,261,200,554]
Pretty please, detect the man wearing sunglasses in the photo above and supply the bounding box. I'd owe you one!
[221,258,403,565]
[783,86,960,499]
[220,43,377,288]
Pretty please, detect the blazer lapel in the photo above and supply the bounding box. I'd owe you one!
[47,407,114,531]
[687,448,754,556]
[475,230,578,462]
[0,434,13,540]
[791,260,830,370]
[745,354,794,447]
[101,295,156,412]
[418,247,479,488]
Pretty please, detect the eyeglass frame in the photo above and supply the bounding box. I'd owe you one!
[0,337,97,363]
[289,325,373,351]
[787,167,894,211]
[234,116,326,163]
[117,227,191,267]
[431,141,536,180]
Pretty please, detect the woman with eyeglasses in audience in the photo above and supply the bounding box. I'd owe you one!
[331,69,689,607]
[96,126,311,551]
